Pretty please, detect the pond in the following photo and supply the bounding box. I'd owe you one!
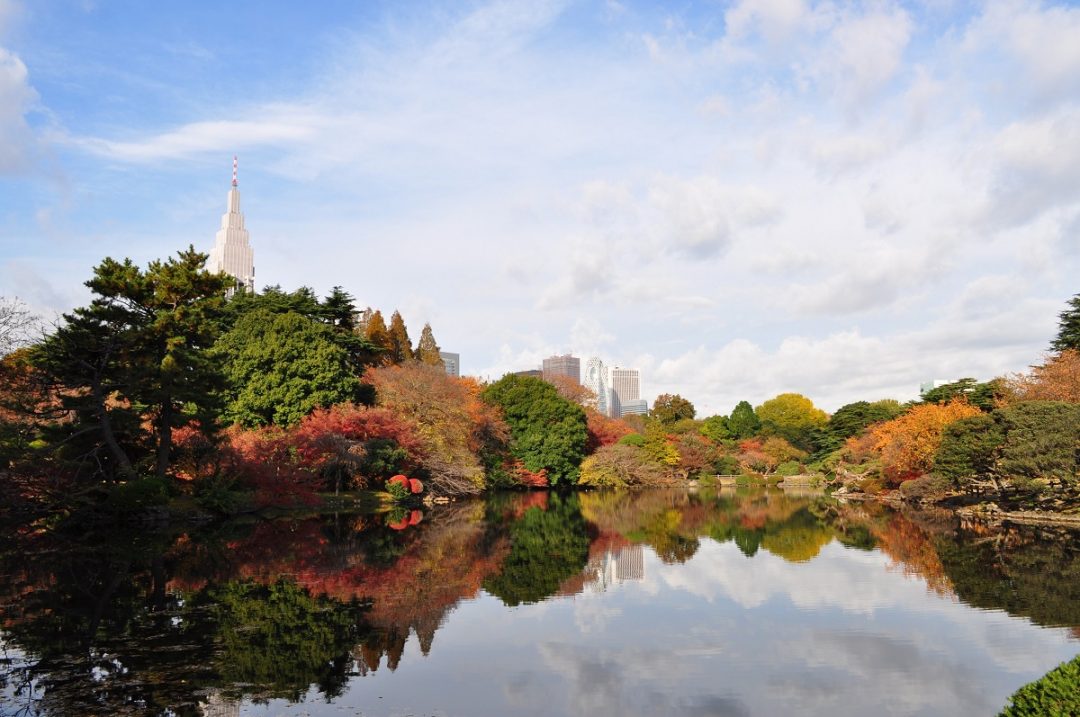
[1,488,1078,716]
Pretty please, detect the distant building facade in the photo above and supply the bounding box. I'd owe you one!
[619,399,648,417]
[919,379,950,396]
[440,351,460,378]
[208,156,255,294]
[542,354,580,384]
[514,369,543,378]
[583,357,610,417]
[609,367,641,417]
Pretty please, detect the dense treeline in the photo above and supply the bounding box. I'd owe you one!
[0,248,1077,517]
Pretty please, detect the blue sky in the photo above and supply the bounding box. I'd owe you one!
[1,0,1078,413]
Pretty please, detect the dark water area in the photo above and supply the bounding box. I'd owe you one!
[1,488,1078,717]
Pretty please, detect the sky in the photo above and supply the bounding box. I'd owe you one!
[0,0,1078,414]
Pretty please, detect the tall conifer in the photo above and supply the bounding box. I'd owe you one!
[363,310,393,364]
[387,311,414,364]
[416,323,444,367]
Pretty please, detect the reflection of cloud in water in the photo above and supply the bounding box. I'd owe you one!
[654,540,916,612]
[538,642,749,717]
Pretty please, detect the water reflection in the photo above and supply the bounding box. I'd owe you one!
[1,488,1077,716]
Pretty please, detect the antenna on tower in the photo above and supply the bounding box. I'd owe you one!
[232,155,238,187]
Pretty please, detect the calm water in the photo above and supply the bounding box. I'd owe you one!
[1,488,1078,717]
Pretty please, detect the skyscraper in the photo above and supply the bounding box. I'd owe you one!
[208,156,255,294]
[609,367,641,417]
[542,354,580,383]
[583,357,609,417]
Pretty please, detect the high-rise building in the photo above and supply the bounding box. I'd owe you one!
[440,351,460,378]
[542,354,580,384]
[208,156,255,294]
[620,399,648,416]
[583,357,609,417]
[609,367,641,416]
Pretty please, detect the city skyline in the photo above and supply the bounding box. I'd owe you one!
[2,1,1078,413]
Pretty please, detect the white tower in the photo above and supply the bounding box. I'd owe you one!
[209,156,255,294]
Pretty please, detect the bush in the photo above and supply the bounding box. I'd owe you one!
[109,477,171,512]
[857,477,886,495]
[617,432,645,448]
[899,474,951,502]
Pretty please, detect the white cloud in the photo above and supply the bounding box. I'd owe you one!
[0,43,36,174]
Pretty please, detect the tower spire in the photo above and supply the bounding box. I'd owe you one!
[232,155,238,187]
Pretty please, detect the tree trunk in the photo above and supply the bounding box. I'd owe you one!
[156,400,172,480]
[92,378,135,479]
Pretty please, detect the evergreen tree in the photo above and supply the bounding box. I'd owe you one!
[727,400,761,439]
[321,286,356,331]
[33,247,230,480]
[415,323,444,367]
[1051,292,1080,352]
[387,311,413,364]
[363,310,393,365]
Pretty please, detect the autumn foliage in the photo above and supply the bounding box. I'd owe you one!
[585,408,634,453]
[870,400,981,484]
[1005,349,1080,404]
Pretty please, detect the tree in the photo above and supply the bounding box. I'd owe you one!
[363,310,393,365]
[365,362,509,494]
[415,323,444,367]
[828,400,903,442]
[933,414,1003,488]
[699,414,731,442]
[33,248,230,480]
[869,400,982,484]
[651,393,695,424]
[727,400,761,439]
[994,401,1080,488]
[921,378,1003,411]
[756,393,828,451]
[584,408,633,452]
[578,443,670,488]
[214,310,362,428]
[546,373,597,409]
[1000,654,1080,717]
[387,311,413,364]
[321,286,357,331]
[1050,292,1080,352]
[1006,350,1080,403]
[482,374,588,486]
[0,296,36,357]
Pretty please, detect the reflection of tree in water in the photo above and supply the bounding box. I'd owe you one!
[934,527,1080,629]
[483,493,592,606]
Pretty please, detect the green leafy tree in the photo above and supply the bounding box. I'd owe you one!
[482,374,588,485]
[415,322,444,367]
[33,247,230,480]
[214,309,362,427]
[387,310,414,363]
[727,400,761,438]
[651,393,695,424]
[756,393,828,451]
[699,414,731,442]
[1050,292,1080,352]
[643,420,680,467]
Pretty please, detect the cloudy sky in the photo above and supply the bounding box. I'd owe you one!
[1,0,1077,414]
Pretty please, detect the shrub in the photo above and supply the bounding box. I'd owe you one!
[618,433,645,448]
[386,474,411,501]
[899,474,951,502]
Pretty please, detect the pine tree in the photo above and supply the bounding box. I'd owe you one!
[363,310,393,364]
[322,286,356,331]
[33,247,231,480]
[387,311,414,364]
[416,323,444,367]
[1051,293,1080,352]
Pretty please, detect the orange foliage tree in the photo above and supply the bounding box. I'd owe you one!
[1005,349,1080,403]
[584,408,634,453]
[364,363,509,494]
[546,374,598,409]
[870,400,981,484]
